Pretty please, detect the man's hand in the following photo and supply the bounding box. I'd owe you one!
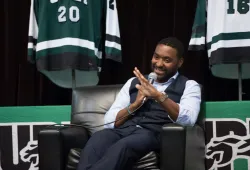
[133,67,161,101]
[133,90,145,108]
[133,67,180,122]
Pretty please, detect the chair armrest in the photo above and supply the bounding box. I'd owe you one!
[160,123,205,170]
[160,123,186,170]
[38,126,89,170]
[185,125,205,170]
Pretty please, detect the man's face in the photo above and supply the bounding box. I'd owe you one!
[151,44,183,83]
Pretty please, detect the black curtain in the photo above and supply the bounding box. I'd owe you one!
[2,0,250,106]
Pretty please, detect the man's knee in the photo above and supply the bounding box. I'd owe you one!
[111,139,131,153]
[89,129,115,141]
[82,130,111,156]
[85,129,118,150]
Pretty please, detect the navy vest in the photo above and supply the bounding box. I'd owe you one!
[119,74,188,133]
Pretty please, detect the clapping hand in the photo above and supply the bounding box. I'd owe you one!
[133,67,160,102]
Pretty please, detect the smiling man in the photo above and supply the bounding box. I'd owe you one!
[76,37,201,170]
[152,40,184,82]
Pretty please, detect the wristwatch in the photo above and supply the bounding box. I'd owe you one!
[157,92,168,103]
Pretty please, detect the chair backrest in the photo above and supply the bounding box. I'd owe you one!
[71,84,123,135]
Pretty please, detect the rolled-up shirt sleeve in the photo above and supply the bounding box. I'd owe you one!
[104,77,135,129]
[172,80,202,126]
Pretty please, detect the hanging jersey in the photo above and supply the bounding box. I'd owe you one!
[189,0,250,79]
[27,0,122,88]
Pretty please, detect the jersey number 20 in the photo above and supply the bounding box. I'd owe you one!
[58,6,80,22]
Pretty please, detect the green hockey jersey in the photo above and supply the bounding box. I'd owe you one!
[27,0,122,88]
[189,0,250,79]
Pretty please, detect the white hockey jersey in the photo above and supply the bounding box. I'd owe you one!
[189,0,250,79]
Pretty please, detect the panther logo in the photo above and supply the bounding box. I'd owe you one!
[206,131,250,170]
[19,140,39,170]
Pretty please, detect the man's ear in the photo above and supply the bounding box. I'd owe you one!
[178,57,184,68]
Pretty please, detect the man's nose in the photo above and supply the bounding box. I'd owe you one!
[156,59,164,67]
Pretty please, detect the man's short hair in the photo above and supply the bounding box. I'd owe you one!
[157,37,184,58]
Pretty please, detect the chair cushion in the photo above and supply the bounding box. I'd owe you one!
[132,151,160,170]
[66,148,160,170]
[66,148,82,170]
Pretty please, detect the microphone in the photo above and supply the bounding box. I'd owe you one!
[148,72,157,84]
[142,72,157,103]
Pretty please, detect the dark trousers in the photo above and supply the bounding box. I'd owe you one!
[76,125,160,170]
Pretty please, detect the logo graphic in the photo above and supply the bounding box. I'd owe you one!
[0,122,69,170]
[20,140,38,170]
[205,118,250,170]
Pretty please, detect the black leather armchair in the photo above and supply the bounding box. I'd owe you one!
[38,84,205,170]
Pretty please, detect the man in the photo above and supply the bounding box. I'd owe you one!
[77,37,201,170]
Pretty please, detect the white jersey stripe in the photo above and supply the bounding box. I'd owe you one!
[189,37,205,46]
[208,39,250,57]
[36,38,102,59]
[105,41,121,50]
[28,43,36,50]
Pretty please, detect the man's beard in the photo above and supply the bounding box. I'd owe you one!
[151,64,176,82]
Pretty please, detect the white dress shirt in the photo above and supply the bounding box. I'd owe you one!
[104,72,201,129]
